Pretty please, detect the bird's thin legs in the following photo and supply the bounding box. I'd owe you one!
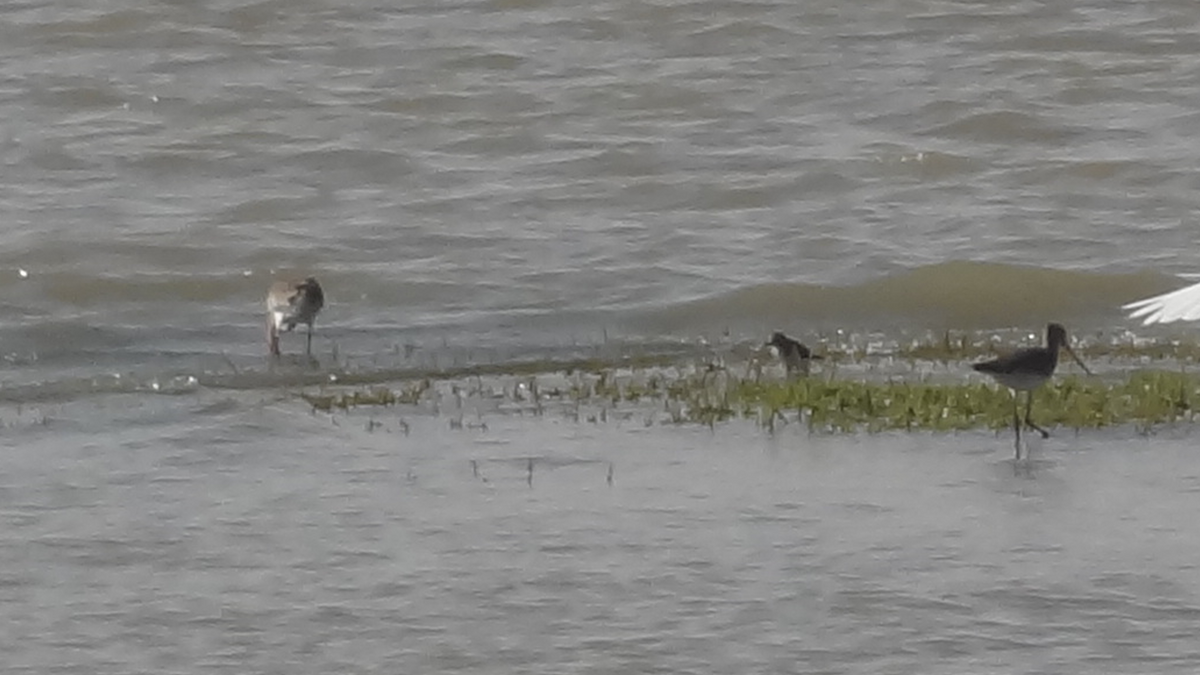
[268,318,280,357]
[1023,391,1050,439]
[1012,397,1022,461]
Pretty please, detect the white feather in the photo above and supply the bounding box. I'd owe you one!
[1124,279,1200,325]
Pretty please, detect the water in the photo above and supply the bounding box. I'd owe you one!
[3,0,1200,671]
[7,398,1200,673]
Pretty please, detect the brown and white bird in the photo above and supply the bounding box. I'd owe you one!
[266,277,324,356]
[971,323,1090,460]
[765,331,822,377]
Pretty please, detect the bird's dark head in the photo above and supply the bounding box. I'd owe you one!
[300,277,325,304]
[1046,323,1068,348]
[1048,322,1091,375]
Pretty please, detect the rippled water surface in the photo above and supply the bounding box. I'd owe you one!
[6,395,1200,673]
[4,0,1200,671]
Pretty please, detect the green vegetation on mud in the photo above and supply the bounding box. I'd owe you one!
[291,333,1200,433]
[674,369,1197,433]
[298,364,1200,435]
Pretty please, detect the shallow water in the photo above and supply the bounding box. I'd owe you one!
[5,0,1200,671]
[5,394,1200,673]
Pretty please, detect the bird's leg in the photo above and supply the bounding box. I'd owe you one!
[306,323,314,356]
[267,317,280,357]
[783,353,799,378]
[1012,395,1021,461]
[1023,391,1050,438]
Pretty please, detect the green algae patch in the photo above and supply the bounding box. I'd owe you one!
[296,360,1200,434]
[301,387,400,412]
[592,367,1200,433]
[720,370,1200,434]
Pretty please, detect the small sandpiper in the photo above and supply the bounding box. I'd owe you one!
[266,277,324,356]
[765,331,822,377]
[972,323,1090,460]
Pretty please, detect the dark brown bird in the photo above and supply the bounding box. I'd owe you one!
[972,323,1090,460]
[266,277,324,356]
[766,331,822,377]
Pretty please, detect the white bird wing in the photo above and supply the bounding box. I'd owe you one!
[1124,279,1200,324]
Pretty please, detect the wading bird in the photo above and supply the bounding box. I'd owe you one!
[972,323,1090,460]
[266,277,324,356]
[765,331,822,377]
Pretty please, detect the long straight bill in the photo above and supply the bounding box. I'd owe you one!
[1063,345,1091,376]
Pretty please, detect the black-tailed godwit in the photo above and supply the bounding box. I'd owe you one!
[972,323,1090,460]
